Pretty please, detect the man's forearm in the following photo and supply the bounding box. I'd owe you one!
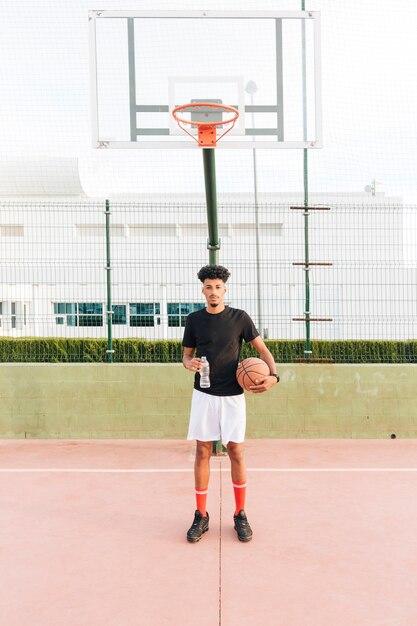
[183,355,193,369]
[257,348,278,375]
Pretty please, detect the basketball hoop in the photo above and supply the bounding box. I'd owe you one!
[172,102,239,147]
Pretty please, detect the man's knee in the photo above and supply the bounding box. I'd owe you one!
[227,442,244,462]
[196,441,212,461]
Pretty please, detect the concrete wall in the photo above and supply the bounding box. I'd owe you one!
[0,364,416,439]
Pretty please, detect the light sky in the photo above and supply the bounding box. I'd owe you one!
[0,0,416,202]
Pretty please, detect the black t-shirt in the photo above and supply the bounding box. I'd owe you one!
[182,306,259,396]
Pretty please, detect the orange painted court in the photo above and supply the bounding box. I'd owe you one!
[2,438,417,626]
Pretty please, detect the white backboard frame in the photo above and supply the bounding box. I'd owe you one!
[89,10,322,150]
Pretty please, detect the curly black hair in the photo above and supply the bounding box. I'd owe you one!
[197,265,231,283]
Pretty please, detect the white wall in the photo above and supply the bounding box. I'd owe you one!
[0,192,414,341]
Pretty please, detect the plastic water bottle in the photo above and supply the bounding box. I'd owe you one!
[200,356,211,388]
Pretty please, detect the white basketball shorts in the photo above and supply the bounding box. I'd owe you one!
[187,389,246,445]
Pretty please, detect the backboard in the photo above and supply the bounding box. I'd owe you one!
[89,10,322,149]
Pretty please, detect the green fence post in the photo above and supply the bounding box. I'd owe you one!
[105,199,114,363]
[302,0,312,359]
[303,180,312,358]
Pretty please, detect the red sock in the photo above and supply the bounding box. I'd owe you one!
[195,487,208,516]
[232,480,246,515]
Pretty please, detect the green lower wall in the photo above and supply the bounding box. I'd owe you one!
[0,364,416,439]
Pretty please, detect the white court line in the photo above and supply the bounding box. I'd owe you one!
[1,467,417,473]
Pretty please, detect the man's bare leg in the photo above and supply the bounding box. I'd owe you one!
[194,440,212,515]
[187,441,212,542]
[195,440,212,488]
[227,441,252,540]
[226,441,246,483]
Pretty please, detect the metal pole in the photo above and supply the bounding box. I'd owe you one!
[105,199,114,363]
[303,187,311,356]
[127,18,137,143]
[202,148,220,266]
[202,148,224,455]
[250,94,264,338]
[275,18,284,141]
[302,0,312,357]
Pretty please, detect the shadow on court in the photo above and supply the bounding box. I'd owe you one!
[1,439,417,626]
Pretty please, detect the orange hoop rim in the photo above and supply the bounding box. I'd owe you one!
[172,102,239,146]
[172,102,239,128]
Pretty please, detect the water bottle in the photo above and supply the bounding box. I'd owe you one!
[200,356,211,388]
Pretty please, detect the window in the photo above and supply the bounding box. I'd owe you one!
[0,224,24,237]
[232,223,283,238]
[112,305,126,325]
[78,303,103,327]
[11,302,16,329]
[54,303,77,326]
[179,224,230,238]
[167,302,204,327]
[129,225,176,238]
[129,303,160,327]
[75,224,125,238]
[54,303,103,326]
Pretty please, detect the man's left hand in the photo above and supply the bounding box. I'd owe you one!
[249,376,278,394]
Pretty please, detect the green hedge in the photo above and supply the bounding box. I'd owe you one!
[0,338,416,363]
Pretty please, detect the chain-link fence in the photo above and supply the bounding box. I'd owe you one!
[1,198,416,362]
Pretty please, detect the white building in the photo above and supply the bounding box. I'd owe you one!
[0,159,415,341]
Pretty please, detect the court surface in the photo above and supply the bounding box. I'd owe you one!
[1,438,417,626]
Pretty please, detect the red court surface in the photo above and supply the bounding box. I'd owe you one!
[1,438,417,626]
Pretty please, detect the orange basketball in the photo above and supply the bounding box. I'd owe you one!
[236,357,270,391]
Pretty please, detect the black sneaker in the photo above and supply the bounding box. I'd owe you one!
[187,510,209,543]
[234,510,253,542]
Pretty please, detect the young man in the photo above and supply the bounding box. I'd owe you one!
[182,265,279,543]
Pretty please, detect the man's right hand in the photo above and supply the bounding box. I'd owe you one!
[184,357,202,372]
